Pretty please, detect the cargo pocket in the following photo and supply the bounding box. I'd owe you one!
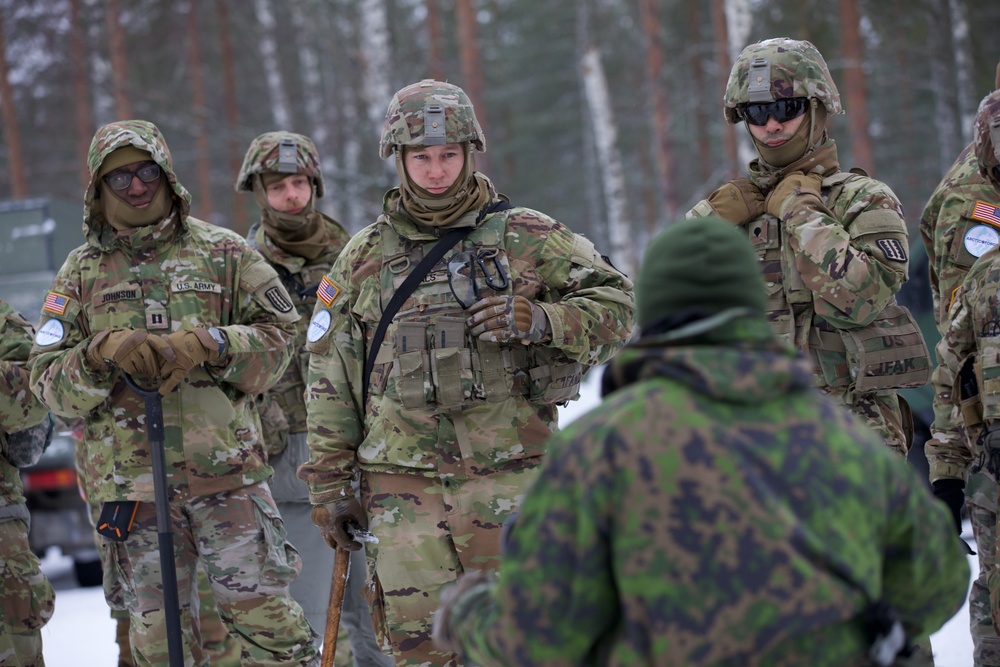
[101,539,135,612]
[365,567,391,653]
[1,547,55,631]
[250,495,302,588]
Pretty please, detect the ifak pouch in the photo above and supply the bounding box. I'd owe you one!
[96,500,140,542]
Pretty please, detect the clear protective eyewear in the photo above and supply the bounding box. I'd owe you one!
[103,162,161,191]
[739,97,809,126]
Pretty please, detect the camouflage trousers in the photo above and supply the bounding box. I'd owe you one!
[824,388,908,455]
[969,472,1000,666]
[0,519,54,667]
[362,466,539,667]
[100,481,318,666]
[271,433,392,667]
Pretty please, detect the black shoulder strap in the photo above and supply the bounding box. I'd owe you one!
[362,200,513,407]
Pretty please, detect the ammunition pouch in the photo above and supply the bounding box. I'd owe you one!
[809,304,931,392]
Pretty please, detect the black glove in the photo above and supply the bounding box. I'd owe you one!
[931,478,965,535]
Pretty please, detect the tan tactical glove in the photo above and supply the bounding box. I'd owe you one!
[466,295,551,344]
[87,328,175,379]
[705,178,765,225]
[310,498,367,552]
[156,328,222,396]
[432,570,495,654]
[764,172,824,220]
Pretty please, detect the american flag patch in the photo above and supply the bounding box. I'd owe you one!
[971,201,1000,227]
[317,275,341,307]
[42,292,69,315]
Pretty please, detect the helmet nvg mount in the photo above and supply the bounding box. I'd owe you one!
[723,38,843,125]
[235,131,325,197]
[379,79,486,159]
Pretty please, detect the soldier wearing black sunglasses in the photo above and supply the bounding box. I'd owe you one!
[688,39,928,467]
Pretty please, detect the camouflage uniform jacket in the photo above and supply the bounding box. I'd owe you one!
[247,216,350,449]
[445,317,970,666]
[0,301,51,518]
[28,121,299,503]
[689,141,920,450]
[929,243,1000,481]
[300,183,634,503]
[920,143,1000,482]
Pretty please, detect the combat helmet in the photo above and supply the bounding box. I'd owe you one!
[378,79,486,159]
[235,131,325,197]
[724,38,843,125]
[973,90,1000,182]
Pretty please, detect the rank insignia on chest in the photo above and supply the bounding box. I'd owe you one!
[317,275,342,307]
[971,201,1000,228]
[42,292,70,315]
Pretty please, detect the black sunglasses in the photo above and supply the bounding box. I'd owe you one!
[739,97,809,126]
[103,162,161,191]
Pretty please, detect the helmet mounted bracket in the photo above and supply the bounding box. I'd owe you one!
[747,57,774,103]
[277,138,298,173]
[423,103,447,145]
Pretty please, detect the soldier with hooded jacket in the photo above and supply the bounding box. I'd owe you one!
[236,131,391,666]
[0,299,55,665]
[925,89,1000,667]
[28,120,318,666]
[432,217,971,667]
[299,79,635,666]
[688,38,930,455]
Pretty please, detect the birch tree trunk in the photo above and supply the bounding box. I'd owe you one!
[948,0,975,138]
[187,0,213,222]
[217,0,248,235]
[581,44,633,276]
[70,0,92,193]
[639,0,675,226]
[253,0,291,128]
[359,0,392,174]
[723,0,754,166]
[928,0,962,171]
[0,12,25,198]
[456,0,490,175]
[838,0,873,174]
[106,0,131,118]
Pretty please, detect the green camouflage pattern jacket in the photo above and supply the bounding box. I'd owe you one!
[920,143,1000,482]
[300,183,634,503]
[445,316,970,666]
[247,216,350,450]
[0,301,51,517]
[28,120,299,503]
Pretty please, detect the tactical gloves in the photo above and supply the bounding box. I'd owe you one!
[157,328,224,396]
[764,172,824,219]
[87,328,175,379]
[432,570,494,655]
[310,497,367,552]
[706,178,765,226]
[466,295,551,344]
[931,478,965,535]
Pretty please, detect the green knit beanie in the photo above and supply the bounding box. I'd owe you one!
[636,216,767,330]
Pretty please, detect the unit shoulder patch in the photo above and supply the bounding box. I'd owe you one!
[876,238,907,262]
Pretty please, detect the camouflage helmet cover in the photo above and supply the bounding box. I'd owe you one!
[723,38,843,125]
[378,79,486,159]
[235,131,325,197]
[973,90,1000,178]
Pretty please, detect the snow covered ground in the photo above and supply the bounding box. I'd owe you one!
[39,369,975,665]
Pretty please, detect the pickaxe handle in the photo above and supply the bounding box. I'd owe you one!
[320,546,351,667]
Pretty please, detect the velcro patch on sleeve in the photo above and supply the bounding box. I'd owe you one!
[317,275,343,307]
[42,292,70,315]
[876,238,907,262]
[970,200,1000,228]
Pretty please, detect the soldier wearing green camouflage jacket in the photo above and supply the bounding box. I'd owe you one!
[925,89,1000,667]
[433,217,970,667]
[299,80,634,666]
[0,299,55,665]
[236,131,391,666]
[688,38,929,456]
[28,120,319,666]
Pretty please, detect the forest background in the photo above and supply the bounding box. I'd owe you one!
[1,0,998,276]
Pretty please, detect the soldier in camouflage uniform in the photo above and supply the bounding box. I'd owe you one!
[688,38,929,455]
[299,80,634,666]
[236,131,391,667]
[925,89,1000,667]
[432,217,971,667]
[0,299,55,666]
[27,120,319,666]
